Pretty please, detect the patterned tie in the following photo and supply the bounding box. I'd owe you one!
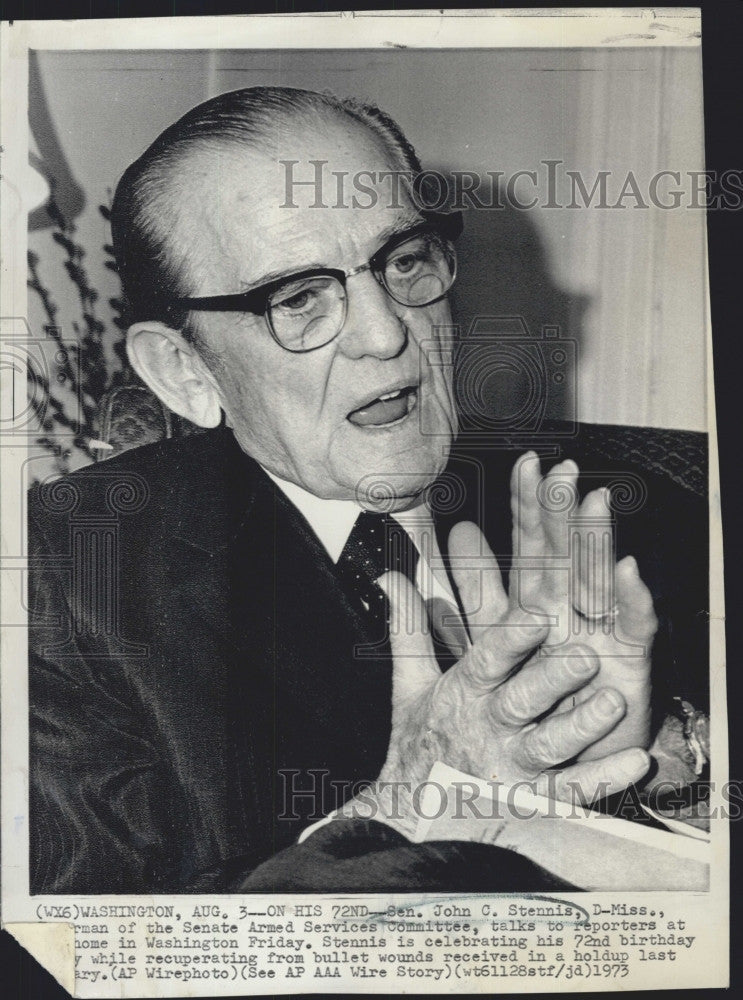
[338,513,466,669]
[338,511,420,616]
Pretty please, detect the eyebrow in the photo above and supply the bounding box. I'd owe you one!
[239,212,424,293]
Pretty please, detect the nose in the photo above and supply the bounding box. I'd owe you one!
[336,271,408,361]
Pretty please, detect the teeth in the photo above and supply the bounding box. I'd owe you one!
[378,388,404,401]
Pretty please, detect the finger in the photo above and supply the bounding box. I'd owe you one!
[489,643,600,726]
[533,459,579,611]
[510,451,545,559]
[571,487,614,617]
[536,747,651,804]
[575,484,610,520]
[377,571,440,704]
[540,458,579,558]
[615,555,658,643]
[516,686,627,771]
[448,520,508,627]
[461,611,549,690]
[510,452,552,614]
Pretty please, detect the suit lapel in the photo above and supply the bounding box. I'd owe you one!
[163,433,513,847]
[168,434,394,840]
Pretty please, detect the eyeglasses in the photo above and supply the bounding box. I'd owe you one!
[174,210,463,353]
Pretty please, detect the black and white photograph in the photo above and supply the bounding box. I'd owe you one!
[0,8,728,996]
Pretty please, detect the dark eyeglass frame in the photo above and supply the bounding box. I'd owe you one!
[173,209,463,321]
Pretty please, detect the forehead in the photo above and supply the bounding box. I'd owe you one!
[173,115,418,294]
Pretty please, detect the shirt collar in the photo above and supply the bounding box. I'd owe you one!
[262,467,432,564]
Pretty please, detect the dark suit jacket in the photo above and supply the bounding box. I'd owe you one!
[28,426,707,893]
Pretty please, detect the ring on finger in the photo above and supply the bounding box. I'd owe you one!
[574,603,619,622]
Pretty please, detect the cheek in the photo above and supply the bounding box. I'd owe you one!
[410,303,454,367]
[218,363,261,414]
[419,334,455,403]
[218,351,328,442]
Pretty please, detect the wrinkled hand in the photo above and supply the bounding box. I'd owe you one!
[346,519,651,838]
[509,453,657,759]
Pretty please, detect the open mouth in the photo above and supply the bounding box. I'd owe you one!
[346,385,419,428]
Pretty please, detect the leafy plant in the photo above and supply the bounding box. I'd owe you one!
[26,186,132,475]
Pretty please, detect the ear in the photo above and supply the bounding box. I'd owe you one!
[126,321,222,428]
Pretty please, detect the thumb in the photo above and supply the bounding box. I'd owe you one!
[462,608,549,688]
[378,571,441,704]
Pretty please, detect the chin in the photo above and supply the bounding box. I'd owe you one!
[342,447,449,510]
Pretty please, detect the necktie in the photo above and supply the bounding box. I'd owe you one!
[338,511,420,616]
[338,513,467,669]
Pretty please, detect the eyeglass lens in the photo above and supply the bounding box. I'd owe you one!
[267,230,456,352]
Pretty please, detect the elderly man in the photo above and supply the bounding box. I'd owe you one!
[29,87,705,893]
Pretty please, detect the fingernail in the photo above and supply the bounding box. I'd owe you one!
[510,621,548,651]
[566,648,597,675]
[596,690,623,717]
[619,748,650,780]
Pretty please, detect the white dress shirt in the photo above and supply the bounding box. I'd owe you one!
[263,467,471,844]
[263,468,461,609]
